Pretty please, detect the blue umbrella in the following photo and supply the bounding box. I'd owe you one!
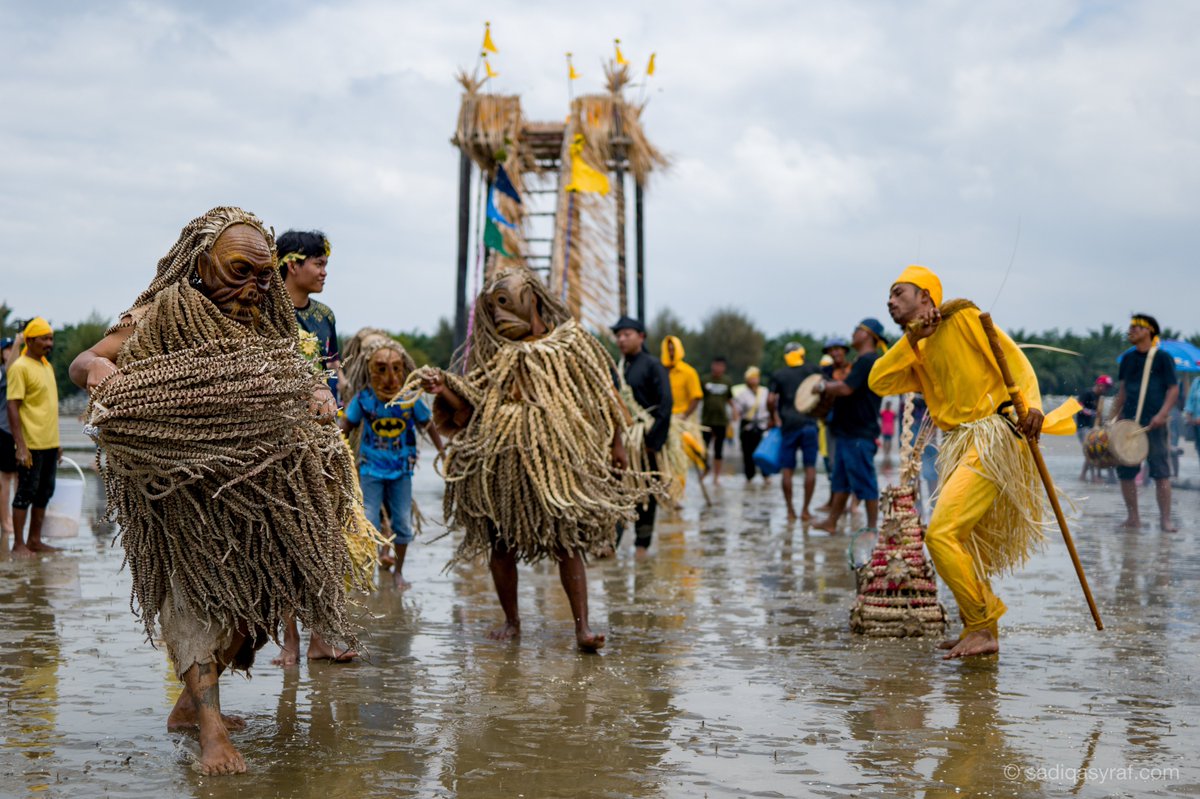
[1117,339,1200,373]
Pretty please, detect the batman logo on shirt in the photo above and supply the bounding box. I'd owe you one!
[372,417,408,439]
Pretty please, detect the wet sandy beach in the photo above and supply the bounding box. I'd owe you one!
[2,435,1199,798]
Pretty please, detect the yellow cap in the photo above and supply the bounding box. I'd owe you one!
[893,265,943,307]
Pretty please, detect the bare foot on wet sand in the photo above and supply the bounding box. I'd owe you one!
[1120,516,1142,529]
[634,546,650,562]
[811,516,839,534]
[939,630,999,660]
[167,692,246,732]
[271,646,300,667]
[1161,517,1179,532]
[800,509,813,522]
[576,624,606,653]
[307,636,358,662]
[195,731,247,776]
[393,572,412,591]
[486,620,521,641]
[10,545,38,559]
[27,540,61,553]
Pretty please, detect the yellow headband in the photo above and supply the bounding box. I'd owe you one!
[23,317,52,339]
[279,238,331,269]
[744,366,761,380]
[1130,317,1155,333]
[893,264,943,307]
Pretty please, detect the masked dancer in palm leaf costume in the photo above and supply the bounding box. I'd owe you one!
[70,207,374,775]
[409,266,661,651]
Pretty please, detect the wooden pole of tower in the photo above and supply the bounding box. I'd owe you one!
[635,179,646,323]
[453,149,472,351]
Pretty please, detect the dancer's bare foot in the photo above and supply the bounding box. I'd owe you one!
[27,540,60,552]
[811,516,839,534]
[195,730,247,776]
[1120,516,1142,529]
[486,620,521,641]
[393,572,412,591]
[800,509,813,522]
[167,693,246,732]
[270,646,300,667]
[576,624,606,653]
[1160,517,1179,532]
[10,544,37,559]
[307,635,358,662]
[786,506,798,522]
[942,629,999,660]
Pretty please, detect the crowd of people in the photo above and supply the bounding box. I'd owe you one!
[2,209,1196,776]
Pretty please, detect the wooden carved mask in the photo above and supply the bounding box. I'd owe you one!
[487,272,548,341]
[196,223,275,327]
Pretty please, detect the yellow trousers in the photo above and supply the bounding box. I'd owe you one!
[926,446,1007,635]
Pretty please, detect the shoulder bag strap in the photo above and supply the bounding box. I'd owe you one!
[1133,345,1158,424]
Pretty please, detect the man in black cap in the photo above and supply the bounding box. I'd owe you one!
[813,318,888,533]
[612,316,672,558]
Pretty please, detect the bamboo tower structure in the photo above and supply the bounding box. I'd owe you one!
[451,59,665,347]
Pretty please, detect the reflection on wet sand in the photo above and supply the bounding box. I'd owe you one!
[0,437,1196,797]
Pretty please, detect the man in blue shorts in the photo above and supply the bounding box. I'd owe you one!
[768,342,819,521]
[813,319,887,533]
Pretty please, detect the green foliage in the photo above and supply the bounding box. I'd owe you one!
[394,317,455,369]
[48,312,111,396]
[0,301,16,340]
[646,308,696,360]
[689,307,765,377]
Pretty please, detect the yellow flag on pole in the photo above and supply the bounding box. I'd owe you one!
[566,134,610,195]
[482,22,498,53]
[567,52,579,80]
[646,52,656,76]
[484,57,498,79]
[614,39,628,65]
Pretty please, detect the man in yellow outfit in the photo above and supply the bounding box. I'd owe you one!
[869,265,1078,659]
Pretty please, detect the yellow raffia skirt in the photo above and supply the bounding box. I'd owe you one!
[934,414,1047,579]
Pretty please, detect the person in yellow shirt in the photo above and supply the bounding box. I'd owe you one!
[661,335,705,502]
[869,266,1077,659]
[6,317,62,558]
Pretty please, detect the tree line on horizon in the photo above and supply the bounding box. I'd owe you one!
[3,301,1195,399]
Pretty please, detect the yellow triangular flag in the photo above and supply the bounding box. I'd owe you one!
[646,52,656,76]
[565,134,610,195]
[567,52,579,80]
[484,57,498,79]
[482,22,498,53]
[615,39,628,66]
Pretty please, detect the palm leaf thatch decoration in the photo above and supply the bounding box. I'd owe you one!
[454,70,530,271]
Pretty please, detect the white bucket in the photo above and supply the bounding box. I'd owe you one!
[42,456,86,539]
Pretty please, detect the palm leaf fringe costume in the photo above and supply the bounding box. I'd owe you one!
[402,268,663,565]
[87,207,373,668]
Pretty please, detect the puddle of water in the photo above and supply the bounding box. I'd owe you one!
[1,436,1198,798]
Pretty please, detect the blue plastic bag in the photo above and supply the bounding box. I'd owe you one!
[753,428,784,476]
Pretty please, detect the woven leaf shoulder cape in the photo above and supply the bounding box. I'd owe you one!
[435,319,661,564]
[89,281,364,649]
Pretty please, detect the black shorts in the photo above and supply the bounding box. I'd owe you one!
[13,448,58,510]
[703,426,726,460]
[1116,427,1170,481]
[0,429,16,473]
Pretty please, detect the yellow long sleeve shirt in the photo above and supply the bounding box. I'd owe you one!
[868,306,1042,431]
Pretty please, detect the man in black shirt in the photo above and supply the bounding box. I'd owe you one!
[768,342,819,521]
[613,316,672,557]
[1075,374,1113,481]
[1112,314,1178,531]
[813,319,886,533]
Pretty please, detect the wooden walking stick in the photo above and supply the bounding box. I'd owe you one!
[979,313,1104,630]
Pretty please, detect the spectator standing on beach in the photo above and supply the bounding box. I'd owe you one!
[1075,375,1114,481]
[6,318,61,557]
[0,337,18,542]
[732,366,770,484]
[880,401,897,466]
[277,230,344,399]
[768,342,819,521]
[1185,378,1200,470]
[700,357,734,486]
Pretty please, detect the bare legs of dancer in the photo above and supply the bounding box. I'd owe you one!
[10,506,59,558]
[166,634,250,775]
[272,615,356,665]
[781,466,816,522]
[487,543,605,652]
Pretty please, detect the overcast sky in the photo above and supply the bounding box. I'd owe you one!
[2,0,1197,341]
